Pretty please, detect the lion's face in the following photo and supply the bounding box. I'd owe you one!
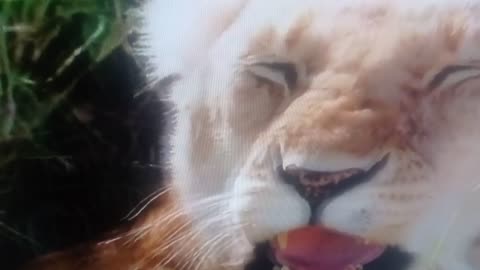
[142,0,480,268]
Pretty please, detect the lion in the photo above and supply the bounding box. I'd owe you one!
[22,0,480,269]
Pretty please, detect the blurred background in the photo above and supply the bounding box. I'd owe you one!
[0,1,170,269]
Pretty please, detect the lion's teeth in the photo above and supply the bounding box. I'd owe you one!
[298,168,365,188]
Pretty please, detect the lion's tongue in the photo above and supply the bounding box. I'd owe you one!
[272,226,385,270]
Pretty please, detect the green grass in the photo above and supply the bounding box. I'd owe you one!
[0,0,131,143]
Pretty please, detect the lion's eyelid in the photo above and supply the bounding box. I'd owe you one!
[257,62,298,89]
[246,61,298,94]
[428,63,480,91]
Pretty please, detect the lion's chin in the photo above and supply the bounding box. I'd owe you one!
[270,225,386,270]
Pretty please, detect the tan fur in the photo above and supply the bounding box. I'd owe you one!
[278,92,399,156]
[190,105,216,164]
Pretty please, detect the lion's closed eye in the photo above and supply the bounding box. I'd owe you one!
[247,61,298,90]
[428,63,480,92]
[244,60,299,98]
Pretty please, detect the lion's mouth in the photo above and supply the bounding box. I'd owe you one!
[269,155,390,270]
[279,154,390,208]
[270,226,386,270]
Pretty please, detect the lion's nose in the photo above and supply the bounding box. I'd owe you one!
[278,165,364,206]
[277,155,389,208]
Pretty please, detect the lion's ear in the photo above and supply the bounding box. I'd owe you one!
[139,0,247,81]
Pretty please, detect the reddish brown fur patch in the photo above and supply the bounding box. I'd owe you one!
[21,192,195,270]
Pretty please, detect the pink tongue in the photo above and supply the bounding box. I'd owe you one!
[272,226,385,270]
